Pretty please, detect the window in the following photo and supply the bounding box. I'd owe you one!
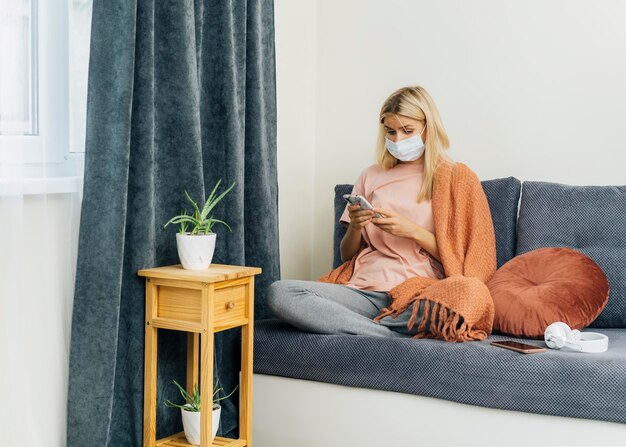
[0,0,92,185]
[69,0,92,154]
[0,0,37,136]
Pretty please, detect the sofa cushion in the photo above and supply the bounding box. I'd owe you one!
[333,177,521,269]
[254,319,626,425]
[488,247,610,338]
[333,184,354,268]
[481,177,522,268]
[516,181,626,328]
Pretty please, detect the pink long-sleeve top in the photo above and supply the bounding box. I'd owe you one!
[339,162,445,292]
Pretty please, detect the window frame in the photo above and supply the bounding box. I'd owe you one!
[0,0,86,182]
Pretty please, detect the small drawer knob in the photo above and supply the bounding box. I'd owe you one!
[226,301,236,310]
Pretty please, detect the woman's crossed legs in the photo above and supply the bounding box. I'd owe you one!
[266,279,423,338]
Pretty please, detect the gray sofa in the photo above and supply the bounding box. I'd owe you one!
[254,177,626,425]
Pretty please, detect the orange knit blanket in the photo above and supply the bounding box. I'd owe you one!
[319,161,497,342]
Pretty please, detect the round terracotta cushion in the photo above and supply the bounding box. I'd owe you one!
[488,247,609,339]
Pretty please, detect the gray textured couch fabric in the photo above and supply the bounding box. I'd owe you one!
[517,181,626,328]
[254,320,626,424]
[258,176,626,425]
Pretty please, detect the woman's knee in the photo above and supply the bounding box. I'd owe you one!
[265,279,307,313]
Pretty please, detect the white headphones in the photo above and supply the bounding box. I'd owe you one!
[544,322,608,353]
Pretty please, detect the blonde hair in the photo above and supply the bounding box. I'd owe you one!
[376,86,452,202]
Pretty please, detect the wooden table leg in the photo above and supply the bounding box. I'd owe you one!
[240,277,255,445]
[187,333,199,394]
[200,330,214,447]
[201,283,215,447]
[143,279,158,447]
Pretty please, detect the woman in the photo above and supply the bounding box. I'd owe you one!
[267,86,496,340]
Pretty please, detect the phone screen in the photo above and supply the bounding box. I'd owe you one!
[343,194,383,218]
[343,194,359,206]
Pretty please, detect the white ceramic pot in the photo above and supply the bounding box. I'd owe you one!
[176,232,216,270]
[181,404,221,445]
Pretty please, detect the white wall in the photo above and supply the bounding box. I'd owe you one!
[274,0,317,280]
[275,0,626,280]
[0,193,80,446]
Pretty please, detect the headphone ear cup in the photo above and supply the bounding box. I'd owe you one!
[558,322,574,340]
[545,322,573,349]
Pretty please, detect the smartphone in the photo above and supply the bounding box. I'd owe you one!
[343,194,383,218]
[491,340,546,354]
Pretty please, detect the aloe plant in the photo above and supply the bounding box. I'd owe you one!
[164,379,238,412]
[164,180,236,235]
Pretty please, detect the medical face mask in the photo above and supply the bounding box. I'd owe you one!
[385,125,426,162]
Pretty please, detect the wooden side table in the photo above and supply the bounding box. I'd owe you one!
[138,264,262,447]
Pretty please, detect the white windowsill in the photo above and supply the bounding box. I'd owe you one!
[0,176,83,196]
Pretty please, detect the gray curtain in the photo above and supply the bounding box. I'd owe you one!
[67,1,279,445]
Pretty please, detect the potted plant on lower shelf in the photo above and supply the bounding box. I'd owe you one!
[164,180,236,270]
[164,379,238,445]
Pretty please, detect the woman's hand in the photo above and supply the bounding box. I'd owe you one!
[371,208,423,239]
[347,204,374,230]
[372,207,441,261]
[341,205,370,261]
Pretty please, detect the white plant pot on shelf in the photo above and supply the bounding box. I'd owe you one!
[181,404,221,445]
[176,232,216,270]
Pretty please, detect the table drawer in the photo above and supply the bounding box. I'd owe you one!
[157,286,201,323]
[213,283,248,328]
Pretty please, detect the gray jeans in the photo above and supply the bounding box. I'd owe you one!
[266,279,423,338]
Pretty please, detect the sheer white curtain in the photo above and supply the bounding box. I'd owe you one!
[0,169,82,446]
[0,0,91,445]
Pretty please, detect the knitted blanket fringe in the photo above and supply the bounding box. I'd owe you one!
[375,297,488,342]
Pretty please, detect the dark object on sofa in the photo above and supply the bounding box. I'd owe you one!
[255,177,626,424]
